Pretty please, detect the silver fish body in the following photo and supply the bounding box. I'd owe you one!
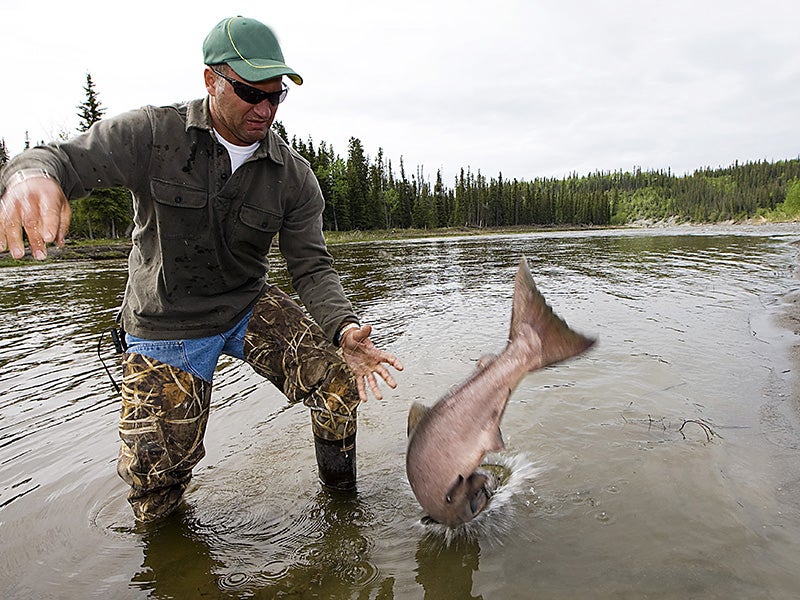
[406,258,595,527]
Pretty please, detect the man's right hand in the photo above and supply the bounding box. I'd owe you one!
[0,174,71,260]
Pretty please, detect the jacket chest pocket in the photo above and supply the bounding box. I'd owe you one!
[151,178,209,240]
[230,203,283,255]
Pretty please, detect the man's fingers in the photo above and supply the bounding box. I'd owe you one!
[0,210,9,254]
[381,373,398,390]
[0,178,70,260]
[56,200,72,246]
[4,229,25,259]
[40,192,67,244]
[383,352,404,372]
[0,194,26,259]
[374,364,397,389]
[20,199,48,260]
[339,323,403,402]
[31,184,69,255]
[356,378,368,403]
[366,373,383,401]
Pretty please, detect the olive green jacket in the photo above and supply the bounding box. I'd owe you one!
[0,98,357,341]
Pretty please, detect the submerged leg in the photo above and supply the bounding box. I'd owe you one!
[117,353,212,522]
[244,285,360,491]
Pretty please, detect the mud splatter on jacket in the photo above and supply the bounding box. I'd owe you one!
[0,98,358,341]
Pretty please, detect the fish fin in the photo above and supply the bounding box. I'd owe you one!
[407,402,431,437]
[488,427,506,452]
[510,257,596,371]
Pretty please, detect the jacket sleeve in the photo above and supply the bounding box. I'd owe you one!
[278,167,359,342]
[0,107,154,199]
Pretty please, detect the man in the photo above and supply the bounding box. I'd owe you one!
[0,16,403,522]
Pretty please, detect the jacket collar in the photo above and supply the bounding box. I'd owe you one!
[186,98,284,165]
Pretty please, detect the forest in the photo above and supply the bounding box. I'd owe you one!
[284,129,800,232]
[1,73,799,239]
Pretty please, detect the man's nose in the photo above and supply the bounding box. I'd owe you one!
[253,99,274,118]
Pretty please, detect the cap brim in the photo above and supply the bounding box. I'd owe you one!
[228,59,303,85]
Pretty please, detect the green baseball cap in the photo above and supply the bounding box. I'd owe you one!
[203,16,303,85]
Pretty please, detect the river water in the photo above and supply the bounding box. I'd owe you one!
[1,225,800,599]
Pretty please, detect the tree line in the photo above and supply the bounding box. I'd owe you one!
[285,130,800,231]
[1,75,799,240]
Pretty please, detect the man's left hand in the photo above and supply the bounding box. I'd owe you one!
[340,324,403,402]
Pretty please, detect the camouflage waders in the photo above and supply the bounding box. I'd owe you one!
[116,284,360,522]
[244,285,360,491]
[117,352,212,522]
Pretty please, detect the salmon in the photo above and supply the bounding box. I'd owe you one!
[406,258,595,526]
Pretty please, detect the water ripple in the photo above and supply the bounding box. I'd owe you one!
[3,227,800,598]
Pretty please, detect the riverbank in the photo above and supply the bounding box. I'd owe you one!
[2,220,798,267]
[0,240,132,266]
[0,225,598,266]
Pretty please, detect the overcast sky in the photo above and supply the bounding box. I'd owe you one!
[2,0,799,183]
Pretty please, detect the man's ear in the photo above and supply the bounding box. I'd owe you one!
[204,67,218,97]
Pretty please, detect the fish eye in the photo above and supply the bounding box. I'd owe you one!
[445,474,465,503]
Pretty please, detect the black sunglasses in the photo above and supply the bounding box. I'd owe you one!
[211,68,289,106]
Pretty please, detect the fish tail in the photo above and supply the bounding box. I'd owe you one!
[510,257,595,370]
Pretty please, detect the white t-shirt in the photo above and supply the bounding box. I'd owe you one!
[213,129,259,173]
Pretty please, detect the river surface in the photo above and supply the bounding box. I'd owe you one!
[2,225,800,599]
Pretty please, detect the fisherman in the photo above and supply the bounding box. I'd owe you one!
[0,16,403,522]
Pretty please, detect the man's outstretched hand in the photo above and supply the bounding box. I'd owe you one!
[340,324,404,402]
[0,175,71,260]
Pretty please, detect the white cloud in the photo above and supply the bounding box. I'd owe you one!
[1,0,798,184]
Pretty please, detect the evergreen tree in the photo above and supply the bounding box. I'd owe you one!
[77,73,106,132]
[345,137,370,229]
[434,170,449,227]
[0,138,8,169]
[70,72,132,239]
[272,120,289,141]
[395,157,413,228]
[329,156,349,230]
[368,148,389,229]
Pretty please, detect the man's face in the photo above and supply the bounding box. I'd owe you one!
[205,66,284,146]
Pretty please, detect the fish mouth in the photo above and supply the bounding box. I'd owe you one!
[469,486,491,517]
[469,467,501,516]
[421,466,506,527]
[420,483,494,527]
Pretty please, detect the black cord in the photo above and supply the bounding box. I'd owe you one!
[97,327,126,394]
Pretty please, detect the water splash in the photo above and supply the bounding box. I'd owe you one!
[412,453,546,548]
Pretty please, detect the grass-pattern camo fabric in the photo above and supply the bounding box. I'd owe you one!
[117,353,212,522]
[244,285,359,442]
[116,284,359,521]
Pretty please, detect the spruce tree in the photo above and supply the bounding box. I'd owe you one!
[69,72,132,239]
[345,137,370,229]
[0,138,8,168]
[77,73,106,132]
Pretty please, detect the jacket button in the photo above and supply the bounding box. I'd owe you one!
[175,196,182,204]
